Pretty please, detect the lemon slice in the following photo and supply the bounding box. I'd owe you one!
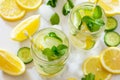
[100,47,120,74]
[16,0,43,10]
[0,49,25,76]
[11,15,40,42]
[84,36,95,50]
[83,56,112,80]
[0,0,25,21]
[89,0,120,16]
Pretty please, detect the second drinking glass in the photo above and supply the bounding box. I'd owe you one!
[69,2,107,50]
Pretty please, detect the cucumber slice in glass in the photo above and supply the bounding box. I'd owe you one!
[73,11,82,30]
[44,36,62,48]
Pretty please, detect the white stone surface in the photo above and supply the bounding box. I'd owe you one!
[0,0,120,80]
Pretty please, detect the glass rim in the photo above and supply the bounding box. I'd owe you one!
[31,27,70,64]
[69,2,106,35]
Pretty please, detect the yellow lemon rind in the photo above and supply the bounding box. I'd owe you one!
[83,56,112,80]
[0,49,25,76]
[11,15,40,42]
[0,11,26,21]
[16,0,43,10]
[100,47,120,74]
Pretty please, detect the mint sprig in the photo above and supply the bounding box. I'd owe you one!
[81,73,95,80]
[62,0,74,16]
[81,16,105,32]
[50,13,60,25]
[48,32,62,42]
[93,5,102,19]
[47,0,57,8]
[42,44,68,61]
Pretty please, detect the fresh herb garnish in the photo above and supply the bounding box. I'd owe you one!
[81,13,104,32]
[62,0,74,16]
[48,32,62,42]
[50,13,60,25]
[81,73,95,80]
[47,0,57,8]
[42,44,68,61]
[77,5,104,32]
[93,5,102,19]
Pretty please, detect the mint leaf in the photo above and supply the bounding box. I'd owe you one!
[42,44,68,61]
[50,13,60,25]
[48,32,62,42]
[82,16,104,32]
[81,73,95,80]
[82,16,94,24]
[57,44,68,56]
[62,0,74,16]
[51,46,58,53]
[43,48,58,61]
[47,0,57,8]
[62,3,71,16]
[67,0,74,8]
[94,19,105,26]
[93,5,102,19]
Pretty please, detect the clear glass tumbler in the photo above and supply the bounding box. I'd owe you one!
[31,28,69,77]
[69,2,107,50]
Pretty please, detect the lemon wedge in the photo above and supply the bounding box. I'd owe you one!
[100,47,120,74]
[0,0,25,21]
[89,0,120,16]
[0,49,25,76]
[83,56,112,80]
[16,0,43,10]
[84,36,95,50]
[11,15,40,42]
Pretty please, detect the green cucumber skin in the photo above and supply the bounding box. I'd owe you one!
[105,17,118,31]
[24,59,33,64]
[104,31,120,47]
[17,47,33,64]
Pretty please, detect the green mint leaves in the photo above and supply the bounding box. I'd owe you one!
[62,0,74,16]
[47,0,57,8]
[82,16,105,32]
[43,44,68,61]
[50,13,60,25]
[81,73,95,80]
[93,5,102,19]
[48,32,62,42]
[81,5,105,32]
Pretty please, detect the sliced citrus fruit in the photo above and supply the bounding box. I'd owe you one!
[89,0,120,16]
[67,78,76,80]
[100,47,120,74]
[16,0,43,10]
[0,49,25,76]
[84,36,95,50]
[83,56,112,80]
[11,15,40,42]
[0,0,25,21]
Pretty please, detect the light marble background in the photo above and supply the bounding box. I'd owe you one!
[0,0,120,80]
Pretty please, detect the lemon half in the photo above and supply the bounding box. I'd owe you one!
[0,0,25,21]
[0,49,25,76]
[11,15,40,42]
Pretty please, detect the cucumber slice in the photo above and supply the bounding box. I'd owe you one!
[17,47,33,64]
[105,17,117,31]
[104,31,120,47]
[44,36,62,47]
[73,11,82,30]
